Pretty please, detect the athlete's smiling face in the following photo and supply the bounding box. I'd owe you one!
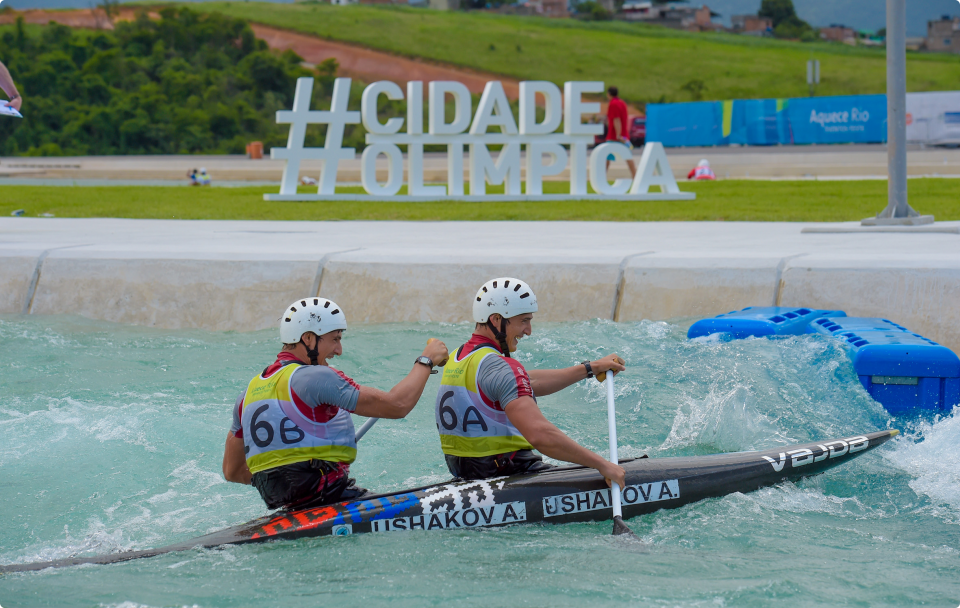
[504,313,533,352]
[301,330,343,365]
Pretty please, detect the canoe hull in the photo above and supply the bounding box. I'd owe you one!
[0,430,897,573]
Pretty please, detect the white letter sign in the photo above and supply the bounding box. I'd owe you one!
[265,79,695,202]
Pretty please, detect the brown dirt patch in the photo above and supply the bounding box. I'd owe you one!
[250,24,521,100]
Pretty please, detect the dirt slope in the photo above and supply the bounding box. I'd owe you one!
[249,24,521,99]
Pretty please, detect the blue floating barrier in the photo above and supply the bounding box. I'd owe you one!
[687,306,847,340]
[690,307,960,414]
[808,317,909,335]
[810,324,960,415]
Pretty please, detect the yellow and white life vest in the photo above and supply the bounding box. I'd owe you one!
[435,345,534,457]
[241,363,357,474]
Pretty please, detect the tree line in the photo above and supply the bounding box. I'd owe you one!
[0,8,397,156]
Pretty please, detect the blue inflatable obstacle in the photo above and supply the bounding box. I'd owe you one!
[810,318,960,415]
[687,306,846,340]
[688,307,960,414]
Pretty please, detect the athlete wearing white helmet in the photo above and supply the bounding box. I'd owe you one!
[223,297,448,510]
[435,278,627,488]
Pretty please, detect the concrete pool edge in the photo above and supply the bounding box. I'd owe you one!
[2,218,958,354]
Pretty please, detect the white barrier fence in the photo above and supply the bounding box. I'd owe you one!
[907,91,960,146]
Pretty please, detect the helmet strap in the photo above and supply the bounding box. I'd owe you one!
[301,335,320,365]
[487,317,511,359]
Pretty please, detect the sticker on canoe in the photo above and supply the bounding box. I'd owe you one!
[372,501,526,532]
[761,435,869,472]
[419,478,506,514]
[542,480,680,518]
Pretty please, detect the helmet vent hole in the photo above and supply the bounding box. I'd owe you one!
[331,309,341,315]
[504,280,510,288]
[482,286,488,293]
[513,284,521,291]
[476,297,481,301]
[493,281,498,288]
[284,318,291,322]
[301,300,307,307]
[290,307,297,312]
[520,292,530,299]
[324,301,331,308]
[314,298,318,305]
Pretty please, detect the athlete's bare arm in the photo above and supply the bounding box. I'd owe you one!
[353,339,449,419]
[0,61,21,111]
[222,434,251,484]
[505,396,625,488]
[528,353,626,396]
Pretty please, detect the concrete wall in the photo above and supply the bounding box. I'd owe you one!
[778,259,960,358]
[0,253,39,315]
[617,256,782,323]
[29,257,319,331]
[3,219,959,355]
[321,259,619,324]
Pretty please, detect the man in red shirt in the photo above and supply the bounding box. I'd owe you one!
[606,85,637,178]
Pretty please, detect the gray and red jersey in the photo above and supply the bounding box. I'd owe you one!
[230,352,360,440]
[462,334,536,411]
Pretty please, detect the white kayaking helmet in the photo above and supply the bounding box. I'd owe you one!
[281,297,347,344]
[473,278,537,357]
[473,277,538,323]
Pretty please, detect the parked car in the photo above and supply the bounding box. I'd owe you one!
[629,116,646,147]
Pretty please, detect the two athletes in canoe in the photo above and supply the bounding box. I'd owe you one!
[221,278,627,511]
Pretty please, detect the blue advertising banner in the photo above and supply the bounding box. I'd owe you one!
[647,95,888,147]
[646,102,723,147]
[786,95,887,144]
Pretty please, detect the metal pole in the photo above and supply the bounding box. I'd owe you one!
[863,0,932,225]
[886,0,908,217]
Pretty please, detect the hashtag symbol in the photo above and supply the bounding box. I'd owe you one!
[272,77,360,195]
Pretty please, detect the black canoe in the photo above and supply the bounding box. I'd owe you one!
[0,429,897,573]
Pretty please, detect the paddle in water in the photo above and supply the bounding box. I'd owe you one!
[598,365,640,539]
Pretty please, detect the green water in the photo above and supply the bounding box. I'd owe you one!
[1,316,958,607]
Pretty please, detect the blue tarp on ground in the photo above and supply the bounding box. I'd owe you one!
[646,94,888,147]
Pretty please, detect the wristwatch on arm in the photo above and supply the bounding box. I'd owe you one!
[415,356,438,374]
[581,360,595,379]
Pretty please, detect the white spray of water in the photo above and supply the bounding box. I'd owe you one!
[658,382,785,454]
[886,407,960,525]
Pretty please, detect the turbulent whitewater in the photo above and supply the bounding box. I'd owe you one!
[0,316,957,606]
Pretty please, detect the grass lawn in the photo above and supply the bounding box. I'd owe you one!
[174,2,960,105]
[2,179,957,222]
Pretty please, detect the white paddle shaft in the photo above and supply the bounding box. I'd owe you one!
[605,373,623,519]
[354,417,379,442]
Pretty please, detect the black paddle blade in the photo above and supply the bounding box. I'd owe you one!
[612,515,639,539]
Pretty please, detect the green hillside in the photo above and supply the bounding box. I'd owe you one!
[181,2,960,105]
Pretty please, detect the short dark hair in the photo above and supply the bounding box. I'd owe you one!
[608,86,619,97]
